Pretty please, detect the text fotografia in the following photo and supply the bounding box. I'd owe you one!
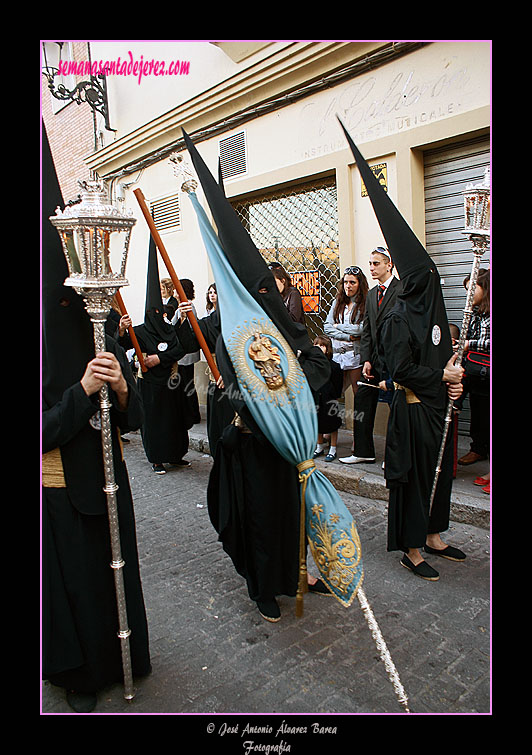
[209,720,338,752]
[58,52,190,85]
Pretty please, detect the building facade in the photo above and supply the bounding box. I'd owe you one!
[42,40,491,423]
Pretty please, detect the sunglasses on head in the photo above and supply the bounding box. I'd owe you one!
[344,266,361,275]
[372,247,392,260]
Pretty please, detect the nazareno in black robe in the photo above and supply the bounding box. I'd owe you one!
[42,343,152,693]
[119,320,192,465]
[178,312,330,604]
[337,119,458,556]
[41,121,150,693]
[380,305,454,552]
[180,131,332,604]
[120,238,193,465]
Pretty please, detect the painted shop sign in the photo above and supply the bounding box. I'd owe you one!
[361,163,388,196]
[292,270,321,313]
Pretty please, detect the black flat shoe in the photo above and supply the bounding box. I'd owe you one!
[424,544,466,561]
[400,554,439,581]
[256,598,281,622]
[313,449,324,459]
[66,690,98,713]
[308,578,332,595]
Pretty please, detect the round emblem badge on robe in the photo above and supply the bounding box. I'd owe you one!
[431,325,441,345]
[157,342,168,352]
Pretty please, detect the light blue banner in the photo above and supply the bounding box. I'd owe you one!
[188,191,363,606]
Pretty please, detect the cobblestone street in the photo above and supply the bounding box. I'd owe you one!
[42,430,491,723]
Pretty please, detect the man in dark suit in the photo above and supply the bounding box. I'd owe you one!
[339,247,401,464]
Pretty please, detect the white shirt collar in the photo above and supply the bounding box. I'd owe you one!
[377,275,394,290]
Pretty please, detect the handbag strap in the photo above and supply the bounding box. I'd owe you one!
[466,350,490,367]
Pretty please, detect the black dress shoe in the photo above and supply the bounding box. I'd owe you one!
[66,690,98,713]
[424,544,466,561]
[400,554,439,581]
[256,598,281,622]
[308,578,332,595]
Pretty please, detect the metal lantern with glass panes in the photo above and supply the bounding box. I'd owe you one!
[464,167,490,240]
[456,166,491,365]
[51,179,135,320]
[49,179,137,701]
[428,166,491,515]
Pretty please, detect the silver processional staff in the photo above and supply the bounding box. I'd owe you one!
[50,179,137,701]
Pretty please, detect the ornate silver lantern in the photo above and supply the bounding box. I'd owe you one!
[50,179,137,701]
[454,166,491,360]
[51,179,135,322]
[464,167,490,239]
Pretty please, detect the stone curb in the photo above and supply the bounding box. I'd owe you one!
[188,429,490,531]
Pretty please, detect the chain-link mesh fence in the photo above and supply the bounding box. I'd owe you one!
[231,176,340,343]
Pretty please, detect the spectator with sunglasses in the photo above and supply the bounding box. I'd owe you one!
[340,247,401,465]
[324,265,369,398]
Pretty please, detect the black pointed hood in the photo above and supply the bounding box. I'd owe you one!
[42,121,94,407]
[182,129,312,357]
[338,117,452,368]
[135,236,179,353]
[145,235,165,314]
[218,158,226,196]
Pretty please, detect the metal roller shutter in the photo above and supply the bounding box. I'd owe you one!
[424,135,490,434]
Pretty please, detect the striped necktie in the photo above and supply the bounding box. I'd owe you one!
[377,284,386,307]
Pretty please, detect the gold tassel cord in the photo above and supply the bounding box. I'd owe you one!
[295,459,316,617]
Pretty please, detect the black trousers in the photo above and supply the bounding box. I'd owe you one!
[352,381,381,457]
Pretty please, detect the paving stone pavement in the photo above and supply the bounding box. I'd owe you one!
[41,430,491,722]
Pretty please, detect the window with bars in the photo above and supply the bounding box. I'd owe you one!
[231,177,340,342]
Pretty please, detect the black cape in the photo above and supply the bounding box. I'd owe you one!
[42,346,151,691]
[206,339,302,602]
[380,314,453,551]
[124,324,191,463]
[207,423,301,602]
